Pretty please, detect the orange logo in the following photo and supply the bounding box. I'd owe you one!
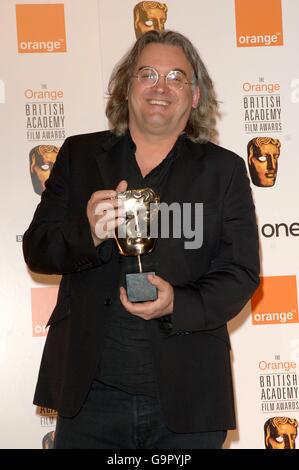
[31,287,58,336]
[252,276,298,325]
[16,4,67,53]
[235,0,283,47]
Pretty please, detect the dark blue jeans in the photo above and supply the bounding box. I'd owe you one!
[54,381,226,449]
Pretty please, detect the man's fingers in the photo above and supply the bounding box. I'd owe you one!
[89,190,116,204]
[147,274,166,290]
[119,287,157,317]
[94,199,123,216]
[87,187,126,245]
[115,180,128,192]
[95,216,125,239]
[95,204,124,220]
[88,181,128,222]
[91,186,127,241]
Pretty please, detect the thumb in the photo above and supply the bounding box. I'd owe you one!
[115,180,128,192]
[147,274,162,287]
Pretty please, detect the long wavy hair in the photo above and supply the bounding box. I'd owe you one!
[106,30,219,143]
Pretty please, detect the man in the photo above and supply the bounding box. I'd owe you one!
[133,1,167,38]
[23,30,260,449]
[264,417,298,449]
[247,137,281,187]
[29,144,59,195]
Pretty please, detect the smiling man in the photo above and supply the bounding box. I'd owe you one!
[129,43,199,138]
[23,30,260,449]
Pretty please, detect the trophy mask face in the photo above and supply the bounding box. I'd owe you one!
[265,421,298,449]
[115,188,160,256]
[248,139,280,187]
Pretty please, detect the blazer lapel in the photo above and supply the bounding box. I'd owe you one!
[162,138,207,204]
[94,133,127,190]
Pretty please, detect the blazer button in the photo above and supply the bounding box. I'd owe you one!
[104,298,112,306]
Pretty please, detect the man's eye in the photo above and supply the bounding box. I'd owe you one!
[140,72,156,81]
[144,20,154,27]
[256,156,267,162]
[168,72,184,82]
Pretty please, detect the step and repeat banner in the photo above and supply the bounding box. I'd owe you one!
[1,0,298,449]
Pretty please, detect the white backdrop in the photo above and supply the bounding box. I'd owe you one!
[1,0,298,448]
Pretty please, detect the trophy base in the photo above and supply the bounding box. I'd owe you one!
[126,272,157,302]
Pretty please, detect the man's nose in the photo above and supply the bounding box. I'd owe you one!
[154,74,168,91]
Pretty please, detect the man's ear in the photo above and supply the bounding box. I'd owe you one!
[192,86,200,109]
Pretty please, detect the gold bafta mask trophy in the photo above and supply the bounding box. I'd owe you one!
[115,188,160,302]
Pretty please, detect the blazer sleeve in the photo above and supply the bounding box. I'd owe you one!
[171,157,260,334]
[23,137,110,275]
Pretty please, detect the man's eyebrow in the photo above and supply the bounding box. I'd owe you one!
[136,66,152,71]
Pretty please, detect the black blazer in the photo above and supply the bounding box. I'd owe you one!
[23,131,260,432]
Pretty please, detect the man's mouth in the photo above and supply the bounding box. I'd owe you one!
[265,172,275,178]
[147,99,169,106]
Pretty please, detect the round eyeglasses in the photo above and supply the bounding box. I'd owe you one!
[132,67,193,90]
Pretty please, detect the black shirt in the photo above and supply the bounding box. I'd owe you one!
[96,132,185,396]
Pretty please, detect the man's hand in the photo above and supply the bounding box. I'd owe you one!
[120,274,174,320]
[87,180,128,247]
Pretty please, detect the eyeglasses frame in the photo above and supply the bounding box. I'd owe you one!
[132,66,194,90]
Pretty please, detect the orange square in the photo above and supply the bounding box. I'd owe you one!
[235,0,283,47]
[16,4,67,53]
[31,287,59,336]
[252,276,298,325]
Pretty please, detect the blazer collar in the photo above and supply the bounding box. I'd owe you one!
[100,131,124,152]
[94,130,207,191]
[95,132,130,189]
